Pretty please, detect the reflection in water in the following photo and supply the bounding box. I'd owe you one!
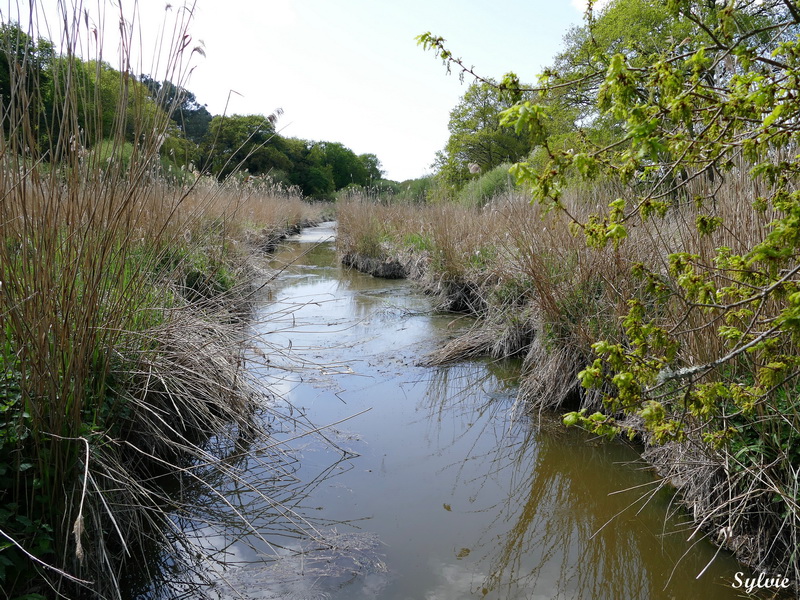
[129,382,365,598]
[213,529,388,599]
[136,440,374,598]
[418,363,745,599]
[140,224,751,599]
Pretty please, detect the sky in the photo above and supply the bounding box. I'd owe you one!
[16,1,594,181]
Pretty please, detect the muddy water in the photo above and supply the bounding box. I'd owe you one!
[178,223,752,599]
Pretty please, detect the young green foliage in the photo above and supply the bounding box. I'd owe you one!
[422,0,800,581]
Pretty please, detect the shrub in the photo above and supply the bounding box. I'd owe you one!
[457,163,515,207]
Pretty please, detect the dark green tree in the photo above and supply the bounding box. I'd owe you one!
[140,75,212,142]
[435,80,533,189]
[200,113,283,179]
[292,163,335,197]
[196,112,384,197]
[282,138,335,197]
[310,141,369,189]
[358,153,384,183]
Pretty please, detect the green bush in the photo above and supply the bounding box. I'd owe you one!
[396,175,436,203]
[457,163,515,207]
[402,232,434,252]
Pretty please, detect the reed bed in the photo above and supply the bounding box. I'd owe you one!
[0,3,324,598]
[335,164,797,582]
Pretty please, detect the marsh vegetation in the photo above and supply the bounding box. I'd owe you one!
[3,0,800,597]
[337,0,800,588]
[0,4,330,598]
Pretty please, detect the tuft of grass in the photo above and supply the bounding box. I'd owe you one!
[457,162,516,207]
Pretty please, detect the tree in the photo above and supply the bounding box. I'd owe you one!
[543,0,694,145]
[280,138,335,197]
[0,24,55,152]
[140,75,212,142]
[358,153,384,182]
[308,141,369,189]
[292,164,335,197]
[65,61,168,147]
[197,113,384,196]
[435,80,533,189]
[200,113,284,179]
[420,0,800,580]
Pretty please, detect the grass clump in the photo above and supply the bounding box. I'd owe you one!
[456,162,516,207]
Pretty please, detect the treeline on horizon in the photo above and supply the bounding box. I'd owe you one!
[0,21,405,199]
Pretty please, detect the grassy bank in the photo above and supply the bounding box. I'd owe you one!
[0,158,322,599]
[0,5,326,598]
[336,172,798,585]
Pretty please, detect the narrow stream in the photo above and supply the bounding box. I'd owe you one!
[153,222,753,599]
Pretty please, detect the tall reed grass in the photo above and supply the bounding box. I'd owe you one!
[336,165,798,582]
[0,3,322,598]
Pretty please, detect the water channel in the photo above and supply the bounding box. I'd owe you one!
[148,222,754,599]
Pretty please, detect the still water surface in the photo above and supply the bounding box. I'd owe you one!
[156,223,752,599]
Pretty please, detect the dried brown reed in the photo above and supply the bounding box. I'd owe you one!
[0,3,324,598]
[335,162,797,582]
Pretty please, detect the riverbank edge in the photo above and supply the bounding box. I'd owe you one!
[111,217,329,594]
[3,215,324,598]
[337,243,785,589]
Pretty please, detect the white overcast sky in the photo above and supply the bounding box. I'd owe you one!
[14,1,593,181]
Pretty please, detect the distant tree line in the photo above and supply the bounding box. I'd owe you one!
[0,23,384,199]
[139,78,385,197]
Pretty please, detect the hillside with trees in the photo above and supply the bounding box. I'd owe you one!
[0,22,386,199]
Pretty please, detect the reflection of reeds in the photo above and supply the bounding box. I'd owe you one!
[419,364,743,598]
[130,423,366,599]
[337,173,791,585]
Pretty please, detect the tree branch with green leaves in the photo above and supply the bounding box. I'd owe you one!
[420,0,800,579]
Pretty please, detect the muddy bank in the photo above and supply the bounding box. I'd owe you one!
[247,217,322,253]
[340,245,491,314]
[340,251,408,278]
